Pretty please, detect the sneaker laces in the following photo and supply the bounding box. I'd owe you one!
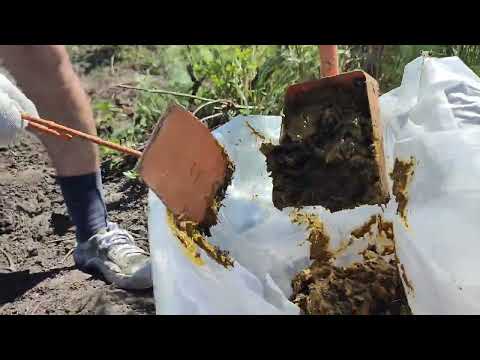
[97,223,148,259]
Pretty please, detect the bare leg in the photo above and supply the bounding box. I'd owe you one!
[0,45,99,176]
[0,45,152,289]
[0,45,107,242]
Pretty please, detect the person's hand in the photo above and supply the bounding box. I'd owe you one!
[0,73,38,147]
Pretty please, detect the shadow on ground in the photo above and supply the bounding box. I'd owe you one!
[0,266,75,304]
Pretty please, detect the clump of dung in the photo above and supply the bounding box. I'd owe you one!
[262,83,389,212]
[390,157,415,227]
[290,212,411,315]
[168,210,234,268]
[291,249,411,315]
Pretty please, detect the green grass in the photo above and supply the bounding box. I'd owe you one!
[69,45,480,178]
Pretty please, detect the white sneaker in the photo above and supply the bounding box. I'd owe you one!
[73,222,152,290]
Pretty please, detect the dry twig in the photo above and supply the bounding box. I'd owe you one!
[61,248,75,264]
[114,84,257,110]
[0,247,16,272]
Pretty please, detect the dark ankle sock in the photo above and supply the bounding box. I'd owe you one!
[57,172,108,243]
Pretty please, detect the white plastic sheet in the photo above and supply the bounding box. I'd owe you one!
[148,112,388,315]
[149,56,480,315]
[380,56,480,314]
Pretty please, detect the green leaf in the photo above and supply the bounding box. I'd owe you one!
[123,170,139,180]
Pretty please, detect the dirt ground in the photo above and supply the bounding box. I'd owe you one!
[0,134,155,315]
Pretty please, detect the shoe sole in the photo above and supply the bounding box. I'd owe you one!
[74,252,153,290]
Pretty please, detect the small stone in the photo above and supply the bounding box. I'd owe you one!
[27,246,38,258]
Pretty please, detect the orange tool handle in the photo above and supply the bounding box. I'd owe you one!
[22,113,142,158]
[318,45,339,78]
[26,121,74,140]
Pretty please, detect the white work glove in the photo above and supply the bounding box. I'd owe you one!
[0,73,38,148]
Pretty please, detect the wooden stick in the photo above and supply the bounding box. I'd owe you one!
[21,114,142,158]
